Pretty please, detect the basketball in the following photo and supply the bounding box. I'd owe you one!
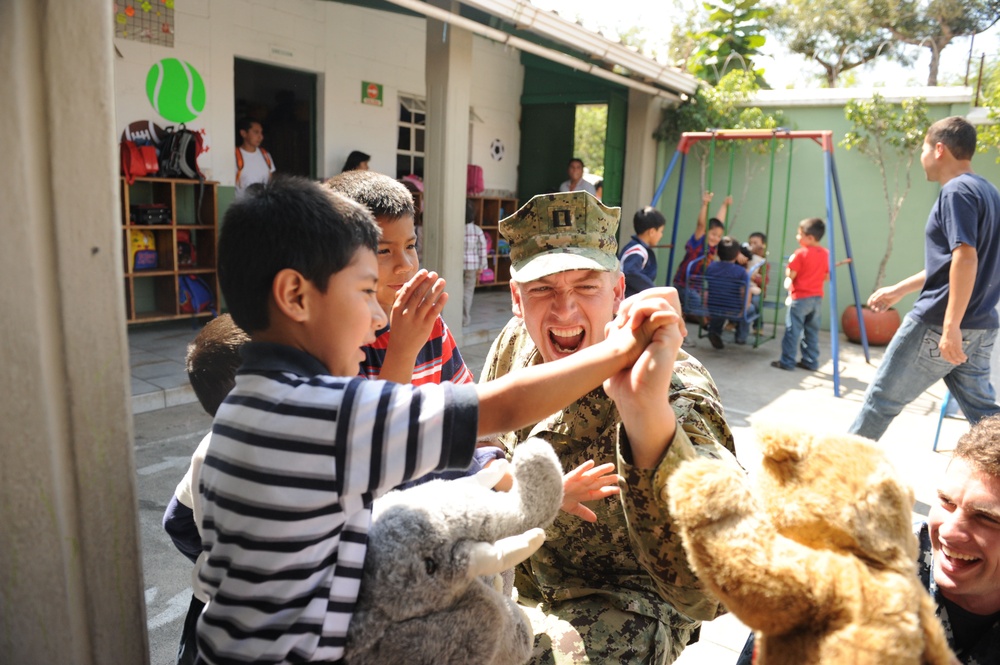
[146,58,206,124]
[121,120,166,146]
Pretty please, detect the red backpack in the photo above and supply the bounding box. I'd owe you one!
[120,141,159,184]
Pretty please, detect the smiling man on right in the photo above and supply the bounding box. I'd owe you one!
[920,413,1000,662]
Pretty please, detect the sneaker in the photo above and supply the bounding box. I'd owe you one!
[795,361,818,371]
[708,332,724,349]
[770,360,794,371]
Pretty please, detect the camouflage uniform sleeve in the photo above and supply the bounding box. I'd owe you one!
[480,316,533,456]
[615,354,741,621]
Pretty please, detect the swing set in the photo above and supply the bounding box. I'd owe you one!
[651,129,871,397]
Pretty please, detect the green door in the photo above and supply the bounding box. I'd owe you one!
[517,104,576,203]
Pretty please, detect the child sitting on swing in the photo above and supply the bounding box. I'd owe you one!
[705,236,755,349]
[672,191,732,315]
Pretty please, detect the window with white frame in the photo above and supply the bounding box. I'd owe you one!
[397,95,483,179]
[397,95,426,179]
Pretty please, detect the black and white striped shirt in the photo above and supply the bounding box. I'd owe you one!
[196,343,478,664]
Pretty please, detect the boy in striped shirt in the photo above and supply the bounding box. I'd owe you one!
[196,176,682,664]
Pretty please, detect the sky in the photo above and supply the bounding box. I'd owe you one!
[530,0,999,91]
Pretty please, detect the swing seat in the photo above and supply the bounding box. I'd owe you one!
[683,259,763,325]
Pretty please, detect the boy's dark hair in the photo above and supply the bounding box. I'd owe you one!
[568,157,585,168]
[324,170,415,221]
[236,117,261,145]
[708,218,725,232]
[465,200,476,225]
[954,413,1000,478]
[185,314,250,417]
[927,116,977,161]
[717,236,740,262]
[218,176,380,334]
[800,217,826,241]
[749,231,767,245]
[633,206,666,235]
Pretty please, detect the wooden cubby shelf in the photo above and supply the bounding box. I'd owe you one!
[120,176,220,324]
[469,195,518,289]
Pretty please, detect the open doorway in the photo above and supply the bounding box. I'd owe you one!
[574,103,608,199]
[234,58,317,179]
[516,55,627,207]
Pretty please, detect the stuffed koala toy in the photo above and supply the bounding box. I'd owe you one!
[667,425,956,665]
[344,437,564,665]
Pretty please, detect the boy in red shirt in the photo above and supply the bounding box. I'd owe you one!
[772,217,829,371]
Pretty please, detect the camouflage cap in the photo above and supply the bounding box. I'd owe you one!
[500,191,620,283]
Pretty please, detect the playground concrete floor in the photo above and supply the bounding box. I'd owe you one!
[131,288,964,664]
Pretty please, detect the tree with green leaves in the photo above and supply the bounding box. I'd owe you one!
[873,0,1000,86]
[574,104,607,177]
[840,94,929,291]
[976,56,1000,160]
[687,0,772,85]
[767,0,902,87]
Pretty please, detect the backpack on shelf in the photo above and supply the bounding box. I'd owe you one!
[178,275,215,316]
[159,124,207,223]
[120,140,160,185]
[129,229,158,271]
[177,229,197,268]
[158,124,205,180]
[466,164,485,196]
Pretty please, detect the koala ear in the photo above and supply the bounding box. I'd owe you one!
[466,528,546,578]
[756,423,812,463]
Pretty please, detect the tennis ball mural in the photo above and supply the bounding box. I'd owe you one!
[146,58,206,123]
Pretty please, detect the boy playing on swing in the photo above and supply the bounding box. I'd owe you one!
[672,192,732,311]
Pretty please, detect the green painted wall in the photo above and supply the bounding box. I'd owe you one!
[653,99,1000,331]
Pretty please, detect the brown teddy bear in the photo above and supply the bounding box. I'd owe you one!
[667,425,957,664]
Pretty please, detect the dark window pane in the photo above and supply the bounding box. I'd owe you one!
[396,154,411,179]
[415,113,425,126]
[400,105,411,123]
[398,125,410,150]
[414,156,424,179]
[415,128,424,153]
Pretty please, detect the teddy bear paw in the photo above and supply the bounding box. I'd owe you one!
[668,458,754,527]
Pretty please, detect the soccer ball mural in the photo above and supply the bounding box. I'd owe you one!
[490,138,505,162]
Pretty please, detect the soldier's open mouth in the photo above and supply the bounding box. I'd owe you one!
[550,327,584,353]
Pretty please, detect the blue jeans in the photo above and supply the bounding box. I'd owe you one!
[779,296,821,369]
[708,305,755,344]
[849,313,999,441]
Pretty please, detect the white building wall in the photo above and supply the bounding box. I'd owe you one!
[470,38,523,194]
[112,0,522,190]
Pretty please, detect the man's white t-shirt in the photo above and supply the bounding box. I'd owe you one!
[235,147,276,200]
[559,178,597,195]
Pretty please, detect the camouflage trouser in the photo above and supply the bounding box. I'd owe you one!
[518,596,698,664]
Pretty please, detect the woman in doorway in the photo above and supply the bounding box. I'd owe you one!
[341,150,371,172]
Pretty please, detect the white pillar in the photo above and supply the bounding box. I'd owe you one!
[0,1,148,662]
[621,89,664,239]
[425,2,473,344]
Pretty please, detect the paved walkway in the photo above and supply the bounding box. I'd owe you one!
[130,288,966,664]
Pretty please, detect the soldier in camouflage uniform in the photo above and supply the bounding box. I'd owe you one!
[482,191,742,664]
